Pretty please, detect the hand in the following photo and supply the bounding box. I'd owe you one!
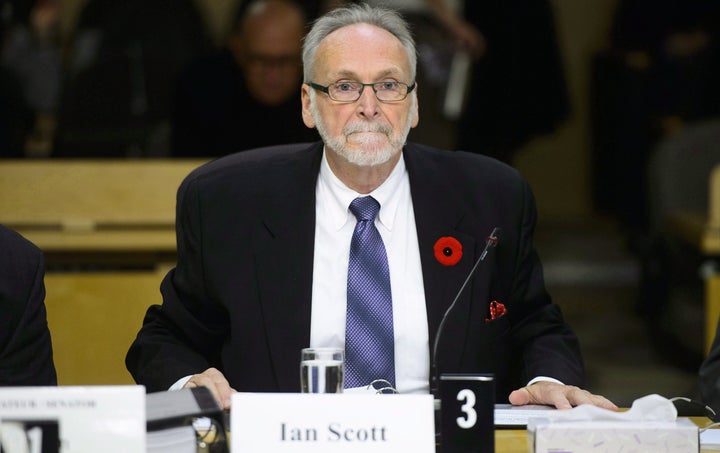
[448,20,486,59]
[508,381,618,411]
[184,367,237,410]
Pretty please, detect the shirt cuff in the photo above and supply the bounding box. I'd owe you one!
[169,375,193,391]
[527,376,564,386]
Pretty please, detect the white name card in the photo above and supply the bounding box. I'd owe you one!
[0,385,145,453]
[231,393,435,453]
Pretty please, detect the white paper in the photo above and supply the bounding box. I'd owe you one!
[147,426,196,453]
[701,428,720,449]
[493,404,556,426]
[0,386,145,453]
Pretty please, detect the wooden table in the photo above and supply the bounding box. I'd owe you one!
[15,229,178,268]
[494,428,528,452]
[0,159,206,268]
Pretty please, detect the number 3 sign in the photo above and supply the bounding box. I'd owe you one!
[439,374,494,453]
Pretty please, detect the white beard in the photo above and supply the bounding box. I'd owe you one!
[310,92,416,167]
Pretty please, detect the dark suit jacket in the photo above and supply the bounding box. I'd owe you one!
[0,225,57,385]
[126,142,584,400]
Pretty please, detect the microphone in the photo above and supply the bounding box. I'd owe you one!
[430,227,501,397]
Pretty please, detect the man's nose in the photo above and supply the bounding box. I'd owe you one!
[355,86,381,118]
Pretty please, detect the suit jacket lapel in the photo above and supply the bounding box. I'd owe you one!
[252,142,497,387]
[404,144,489,373]
[253,143,323,390]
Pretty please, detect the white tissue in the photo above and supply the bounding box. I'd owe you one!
[541,394,678,423]
[528,395,699,452]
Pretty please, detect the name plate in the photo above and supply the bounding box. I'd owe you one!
[0,386,145,452]
[231,393,434,452]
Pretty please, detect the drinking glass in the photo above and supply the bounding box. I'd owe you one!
[300,347,344,393]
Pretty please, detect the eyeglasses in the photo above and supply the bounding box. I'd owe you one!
[308,80,415,102]
[366,379,398,394]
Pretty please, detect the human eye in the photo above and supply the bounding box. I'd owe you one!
[334,81,361,92]
[376,81,401,92]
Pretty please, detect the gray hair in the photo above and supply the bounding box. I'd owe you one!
[302,3,417,83]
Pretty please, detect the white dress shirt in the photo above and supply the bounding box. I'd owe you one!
[311,150,430,394]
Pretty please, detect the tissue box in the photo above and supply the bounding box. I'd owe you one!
[527,417,699,453]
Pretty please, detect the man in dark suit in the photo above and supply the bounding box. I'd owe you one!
[127,3,616,411]
[0,224,57,385]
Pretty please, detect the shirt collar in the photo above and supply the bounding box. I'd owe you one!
[319,148,406,231]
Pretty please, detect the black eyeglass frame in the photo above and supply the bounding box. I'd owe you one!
[366,379,399,394]
[308,80,416,103]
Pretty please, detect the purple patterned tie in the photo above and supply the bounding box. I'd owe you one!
[345,196,395,389]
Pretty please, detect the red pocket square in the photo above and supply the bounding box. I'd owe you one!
[485,300,507,322]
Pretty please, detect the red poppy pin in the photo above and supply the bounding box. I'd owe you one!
[433,236,462,266]
[485,300,507,322]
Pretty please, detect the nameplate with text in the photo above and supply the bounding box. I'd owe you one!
[0,386,145,453]
[231,392,434,452]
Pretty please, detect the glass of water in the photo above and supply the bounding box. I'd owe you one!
[300,347,344,393]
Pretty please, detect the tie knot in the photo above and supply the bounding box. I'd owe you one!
[349,196,380,222]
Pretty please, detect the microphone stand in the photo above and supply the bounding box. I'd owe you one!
[430,227,501,398]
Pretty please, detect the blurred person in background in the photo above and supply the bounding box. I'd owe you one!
[454,0,570,165]
[170,0,322,157]
[53,0,211,157]
[0,0,61,157]
[591,1,720,362]
[592,0,720,239]
[339,0,569,164]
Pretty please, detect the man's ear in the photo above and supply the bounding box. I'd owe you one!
[411,85,420,128]
[301,85,316,128]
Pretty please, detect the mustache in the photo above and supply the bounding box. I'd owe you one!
[343,122,392,136]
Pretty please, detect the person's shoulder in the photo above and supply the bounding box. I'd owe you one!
[0,225,41,255]
[183,141,323,183]
[404,142,524,183]
[0,224,42,271]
